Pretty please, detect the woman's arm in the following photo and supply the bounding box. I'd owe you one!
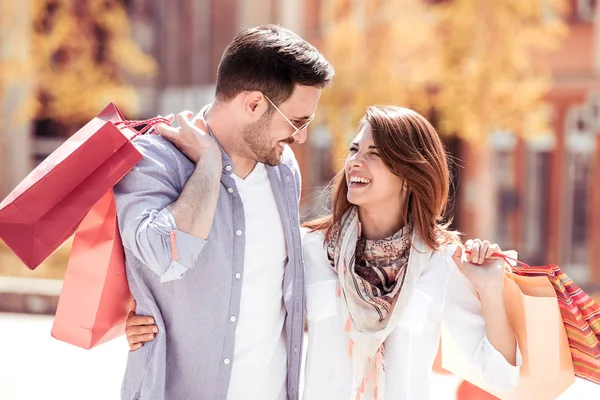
[458,240,517,366]
[440,241,521,392]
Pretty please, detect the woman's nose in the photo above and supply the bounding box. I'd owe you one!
[349,153,364,168]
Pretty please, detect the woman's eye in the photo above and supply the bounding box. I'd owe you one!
[349,147,358,153]
[369,152,380,157]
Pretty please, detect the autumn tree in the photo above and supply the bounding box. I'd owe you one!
[1,0,155,133]
[319,0,567,238]
[320,0,567,165]
[31,0,156,129]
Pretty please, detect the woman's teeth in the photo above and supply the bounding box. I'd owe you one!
[349,176,371,185]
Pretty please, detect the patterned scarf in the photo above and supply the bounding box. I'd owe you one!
[327,216,413,326]
[326,206,429,400]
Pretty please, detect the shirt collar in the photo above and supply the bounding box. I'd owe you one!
[201,103,234,175]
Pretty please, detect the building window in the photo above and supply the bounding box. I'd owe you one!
[300,124,335,221]
[520,106,555,265]
[521,148,551,265]
[491,131,518,250]
[577,0,597,22]
[563,107,595,282]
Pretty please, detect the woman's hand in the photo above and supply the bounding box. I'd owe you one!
[453,239,505,293]
[453,240,518,367]
[125,300,159,351]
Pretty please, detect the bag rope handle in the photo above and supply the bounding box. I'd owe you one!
[115,116,171,139]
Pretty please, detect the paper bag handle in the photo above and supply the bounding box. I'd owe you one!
[115,116,170,139]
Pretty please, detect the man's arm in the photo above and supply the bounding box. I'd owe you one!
[159,112,223,239]
[114,135,216,283]
[166,151,221,239]
[114,112,222,283]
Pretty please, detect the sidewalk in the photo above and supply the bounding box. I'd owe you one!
[1,312,599,400]
[0,313,127,400]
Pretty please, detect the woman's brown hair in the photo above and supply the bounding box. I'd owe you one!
[304,106,459,250]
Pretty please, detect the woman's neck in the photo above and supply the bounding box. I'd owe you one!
[357,204,406,241]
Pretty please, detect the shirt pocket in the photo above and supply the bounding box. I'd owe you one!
[397,289,435,333]
[306,279,338,322]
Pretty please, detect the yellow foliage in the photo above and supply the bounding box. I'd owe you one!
[321,0,567,168]
[1,0,156,128]
[321,0,440,168]
[30,0,156,125]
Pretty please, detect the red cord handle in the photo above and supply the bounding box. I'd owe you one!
[115,116,170,139]
[464,250,531,269]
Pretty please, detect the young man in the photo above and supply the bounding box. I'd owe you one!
[114,25,333,400]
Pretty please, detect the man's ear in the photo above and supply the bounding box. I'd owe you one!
[241,91,268,120]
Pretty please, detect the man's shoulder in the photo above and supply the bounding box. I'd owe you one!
[132,133,194,171]
[132,132,180,158]
[123,133,194,188]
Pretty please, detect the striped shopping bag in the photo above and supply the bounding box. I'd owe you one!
[502,255,600,384]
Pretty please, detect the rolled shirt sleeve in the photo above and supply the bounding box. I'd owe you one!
[439,246,522,392]
[478,333,522,391]
[114,135,208,282]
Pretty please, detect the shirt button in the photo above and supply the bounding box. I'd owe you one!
[235,273,241,279]
[225,165,232,172]
[224,359,230,365]
[227,187,234,193]
[236,230,242,236]
[230,316,237,322]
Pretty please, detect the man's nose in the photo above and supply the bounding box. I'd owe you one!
[293,128,308,144]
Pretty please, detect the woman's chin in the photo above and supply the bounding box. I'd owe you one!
[346,193,366,207]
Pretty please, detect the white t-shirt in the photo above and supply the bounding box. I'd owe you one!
[226,163,288,400]
[301,229,521,400]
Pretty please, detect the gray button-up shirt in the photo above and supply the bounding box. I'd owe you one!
[114,132,305,400]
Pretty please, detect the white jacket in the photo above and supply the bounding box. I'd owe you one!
[301,229,522,400]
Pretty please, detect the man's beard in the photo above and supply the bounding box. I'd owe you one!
[240,116,295,166]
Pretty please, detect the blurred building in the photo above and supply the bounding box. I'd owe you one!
[0,0,598,288]
[475,0,600,285]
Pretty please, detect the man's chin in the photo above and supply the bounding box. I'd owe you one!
[260,147,284,166]
[263,156,283,167]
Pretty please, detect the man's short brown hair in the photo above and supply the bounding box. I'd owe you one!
[216,25,334,105]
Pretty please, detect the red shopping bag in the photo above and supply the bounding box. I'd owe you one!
[0,103,167,270]
[51,190,131,349]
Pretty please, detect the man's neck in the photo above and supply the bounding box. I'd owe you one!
[204,103,258,179]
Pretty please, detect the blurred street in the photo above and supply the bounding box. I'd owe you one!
[1,312,599,400]
[0,313,128,400]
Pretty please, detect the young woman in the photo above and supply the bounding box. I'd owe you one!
[125,106,521,400]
